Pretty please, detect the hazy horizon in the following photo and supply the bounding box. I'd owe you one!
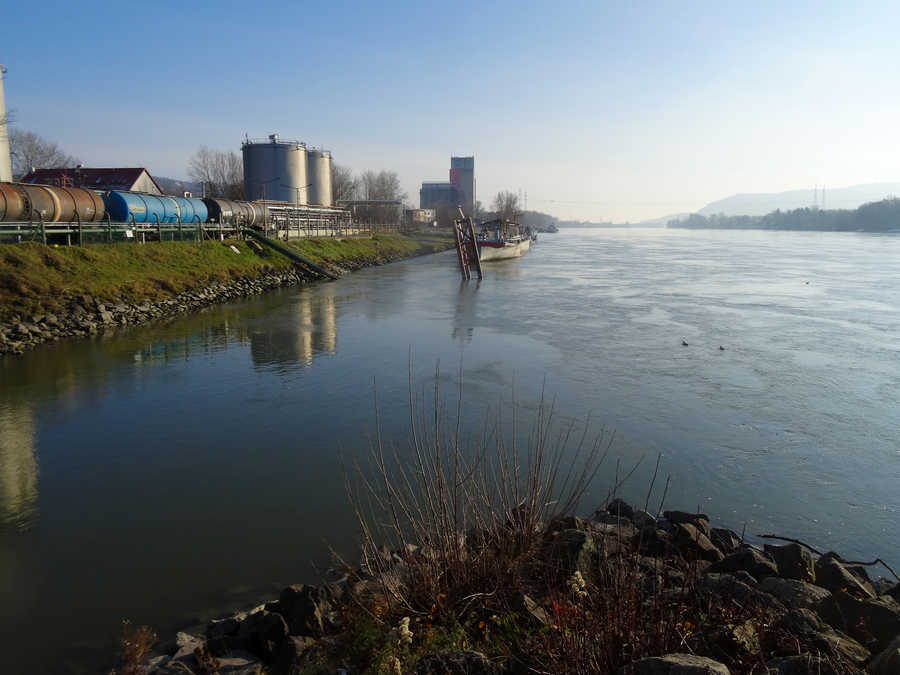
[4,1,900,222]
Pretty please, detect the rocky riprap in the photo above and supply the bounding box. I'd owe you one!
[0,245,442,357]
[0,268,324,356]
[137,499,900,675]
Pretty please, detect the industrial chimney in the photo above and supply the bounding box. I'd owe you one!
[0,65,11,182]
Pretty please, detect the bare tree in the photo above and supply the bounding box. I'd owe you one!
[492,190,520,221]
[187,146,244,199]
[9,129,80,179]
[359,169,407,201]
[332,163,358,202]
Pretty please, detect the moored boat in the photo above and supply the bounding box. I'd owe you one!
[476,218,532,261]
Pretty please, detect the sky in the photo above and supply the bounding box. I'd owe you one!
[3,0,900,222]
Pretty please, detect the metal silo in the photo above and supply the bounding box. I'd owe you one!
[306,149,333,206]
[0,65,12,183]
[242,134,307,204]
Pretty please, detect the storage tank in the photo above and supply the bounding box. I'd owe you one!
[242,134,307,204]
[0,184,105,222]
[105,192,207,224]
[306,149,333,206]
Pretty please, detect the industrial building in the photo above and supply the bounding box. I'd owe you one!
[241,134,333,207]
[419,155,476,216]
[19,167,163,194]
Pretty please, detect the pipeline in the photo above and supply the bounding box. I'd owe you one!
[242,229,339,280]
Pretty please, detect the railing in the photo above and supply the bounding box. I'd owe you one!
[0,219,402,246]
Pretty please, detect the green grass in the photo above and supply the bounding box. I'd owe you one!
[0,233,453,322]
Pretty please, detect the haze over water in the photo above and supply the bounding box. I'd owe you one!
[2,228,899,672]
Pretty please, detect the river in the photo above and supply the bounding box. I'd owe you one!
[1,228,899,672]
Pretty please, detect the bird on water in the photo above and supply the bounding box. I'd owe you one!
[681,338,689,346]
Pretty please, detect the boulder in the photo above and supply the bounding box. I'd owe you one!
[758,577,838,621]
[708,548,778,579]
[621,653,730,674]
[814,554,875,599]
[274,584,340,637]
[673,523,724,562]
[778,608,869,665]
[236,610,289,660]
[271,635,319,675]
[550,528,596,577]
[834,593,900,650]
[632,509,658,529]
[764,654,848,675]
[606,497,635,520]
[414,650,500,674]
[867,634,900,675]
[710,528,742,556]
[663,511,712,537]
[698,573,784,612]
[764,543,816,582]
[634,527,672,557]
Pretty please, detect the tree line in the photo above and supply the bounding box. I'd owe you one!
[669,199,900,232]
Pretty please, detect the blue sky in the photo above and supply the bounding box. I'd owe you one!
[4,0,900,221]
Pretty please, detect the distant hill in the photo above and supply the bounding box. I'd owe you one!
[636,212,690,227]
[698,183,900,216]
[670,197,900,232]
[153,176,203,197]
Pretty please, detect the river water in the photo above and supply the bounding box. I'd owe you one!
[2,228,899,672]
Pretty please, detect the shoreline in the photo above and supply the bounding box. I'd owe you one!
[130,498,900,675]
[0,233,453,356]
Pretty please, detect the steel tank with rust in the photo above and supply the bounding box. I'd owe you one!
[0,182,107,222]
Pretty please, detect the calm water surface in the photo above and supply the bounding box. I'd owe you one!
[2,228,899,672]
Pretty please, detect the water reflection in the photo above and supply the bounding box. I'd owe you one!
[250,288,337,371]
[133,321,241,364]
[0,402,38,531]
[452,280,480,343]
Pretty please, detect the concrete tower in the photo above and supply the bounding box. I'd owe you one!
[0,65,12,182]
[450,156,475,216]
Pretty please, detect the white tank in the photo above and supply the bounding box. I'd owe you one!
[306,149,333,206]
[0,65,13,183]
[242,134,307,204]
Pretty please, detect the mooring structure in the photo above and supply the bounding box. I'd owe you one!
[452,207,482,280]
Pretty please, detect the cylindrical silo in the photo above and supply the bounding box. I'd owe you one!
[242,134,307,204]
[0,66,12,183]
[306,149,333,206]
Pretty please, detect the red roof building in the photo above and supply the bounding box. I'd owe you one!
[19,167,163,195]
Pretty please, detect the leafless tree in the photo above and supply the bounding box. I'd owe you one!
[187,146,244,199]
[492,190,520,221]
[9,129,80,179]
[359,169,407,201]
[332,163,358,202]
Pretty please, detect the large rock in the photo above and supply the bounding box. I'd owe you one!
[414,650,500,674]
[274,584,340,637]
[709,528,742,556]
[698,573,784,612]
[868,634,900,675]
[271,635,319,675]
[758,577,838,622]
[621,653,729,674]
[606,497,635,520]
[765,654,846,674]
[551,528,596,577]
[764,543,816,582]
[663,511,712,537]
[778,608,869,665]
[834,593,900,650]
[633,527,672,557]
[708,547,778,579]
[813,554,875,599]
[673,523,724,562]
[207,608,288,659]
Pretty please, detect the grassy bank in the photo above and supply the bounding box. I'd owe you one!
[0,232,452,322]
